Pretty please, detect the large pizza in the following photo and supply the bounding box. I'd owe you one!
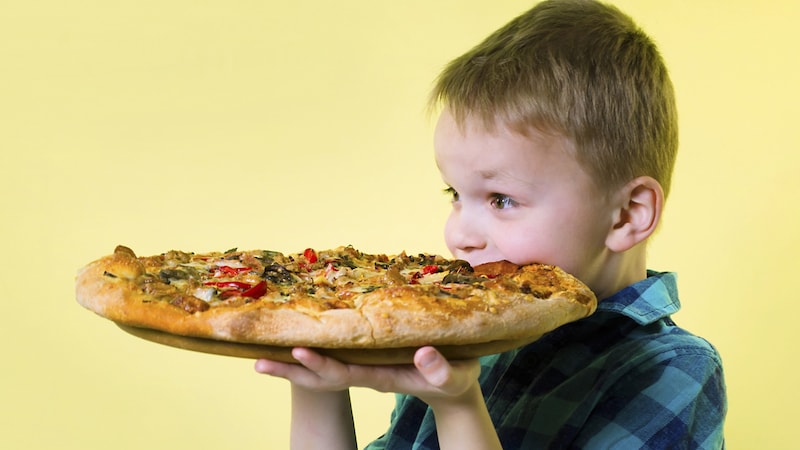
[75,245,596,364]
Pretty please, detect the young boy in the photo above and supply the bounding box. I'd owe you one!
[255,1,727,448]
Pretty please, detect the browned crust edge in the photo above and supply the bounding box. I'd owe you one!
[75,255,376,347]
[76,250,597,359]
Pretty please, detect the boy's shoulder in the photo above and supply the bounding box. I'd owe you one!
[584,270,723,369]
[481,270,723,380]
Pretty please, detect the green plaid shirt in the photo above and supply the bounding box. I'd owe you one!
[366,271,727,449]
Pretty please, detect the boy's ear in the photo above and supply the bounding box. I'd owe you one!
[605,176,664,253]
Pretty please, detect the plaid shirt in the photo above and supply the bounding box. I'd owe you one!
[366,271,727,449]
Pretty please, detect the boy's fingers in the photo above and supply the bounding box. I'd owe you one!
[414,346,451,387]
[292,348,360,390]
[254,358,304,379]
[294,348,346,375]
[254,350,342,389]
[257,346,480,397]
[413,347,480,393]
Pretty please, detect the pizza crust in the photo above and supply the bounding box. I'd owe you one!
[358,280,592,348]
[77,257,376,347]
[75,246,597,361]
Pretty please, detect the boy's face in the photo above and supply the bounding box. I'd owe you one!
[434,109,615,286]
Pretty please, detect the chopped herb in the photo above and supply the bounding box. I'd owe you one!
[258,250,281,263]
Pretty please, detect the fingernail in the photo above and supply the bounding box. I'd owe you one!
[254,359,268,373]
[419,351,437,368]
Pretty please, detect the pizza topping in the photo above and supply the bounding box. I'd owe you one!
[445,259,474,274]
[192,286,216,302]
[95,245,588,315]
[205,281,253,290]
[239,281,268,299]
[520,283,553,299]
[474,260,520,277]
[164,250,193,265]
[303,248,318,264]
[421,265,441,275]
[384,266,407,286]
[141,277,179,298]
[263,263,295,285]
[76,245,598,357]
[213,266,250,278]
[159,268,192,284]
[170,295,210,313]
[441,271,482,285]
[213,258,248,268]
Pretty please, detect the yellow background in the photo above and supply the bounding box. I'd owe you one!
[1,1,797,448]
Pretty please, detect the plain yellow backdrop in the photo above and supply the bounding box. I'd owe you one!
[1,1,797,448]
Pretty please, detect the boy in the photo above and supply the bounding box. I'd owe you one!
[255,0,727,448]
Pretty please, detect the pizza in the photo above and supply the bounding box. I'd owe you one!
[75,245,596,364]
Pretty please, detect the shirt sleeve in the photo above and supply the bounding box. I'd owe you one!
[575,343,727,449]
[364,393,438,450]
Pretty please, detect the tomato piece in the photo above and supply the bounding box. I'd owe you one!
[303,248,318,264]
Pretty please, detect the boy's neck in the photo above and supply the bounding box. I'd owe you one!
[591,247,649,301]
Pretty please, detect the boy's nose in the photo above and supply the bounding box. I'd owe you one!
[446,213,487,256]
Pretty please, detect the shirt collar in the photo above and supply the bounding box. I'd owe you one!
[595,270,681,325]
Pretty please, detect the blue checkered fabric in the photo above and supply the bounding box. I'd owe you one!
[366,271,727,449]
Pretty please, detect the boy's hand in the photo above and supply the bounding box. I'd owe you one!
[255,346,481,404]
[259,347,502,449]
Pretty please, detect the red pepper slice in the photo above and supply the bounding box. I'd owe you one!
[421,265,440,275]
[303,248,318,264]
[204,281,252,289]
[241,280,267,299]
[215,266,251,277]
[215,281,268,300]
[219,289,242,300]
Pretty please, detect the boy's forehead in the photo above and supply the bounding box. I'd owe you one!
[433,108,594,190]
[434,108,572,154]
[434,107,499,136]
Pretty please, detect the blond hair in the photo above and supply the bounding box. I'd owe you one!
[430,0,678,197]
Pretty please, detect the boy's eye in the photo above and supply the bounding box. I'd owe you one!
[490,194,517,210]
[443,187,459,202]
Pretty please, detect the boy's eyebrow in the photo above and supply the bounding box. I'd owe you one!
[479,169,520,183]
[479,169,501,179]
[479,168,538,189]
